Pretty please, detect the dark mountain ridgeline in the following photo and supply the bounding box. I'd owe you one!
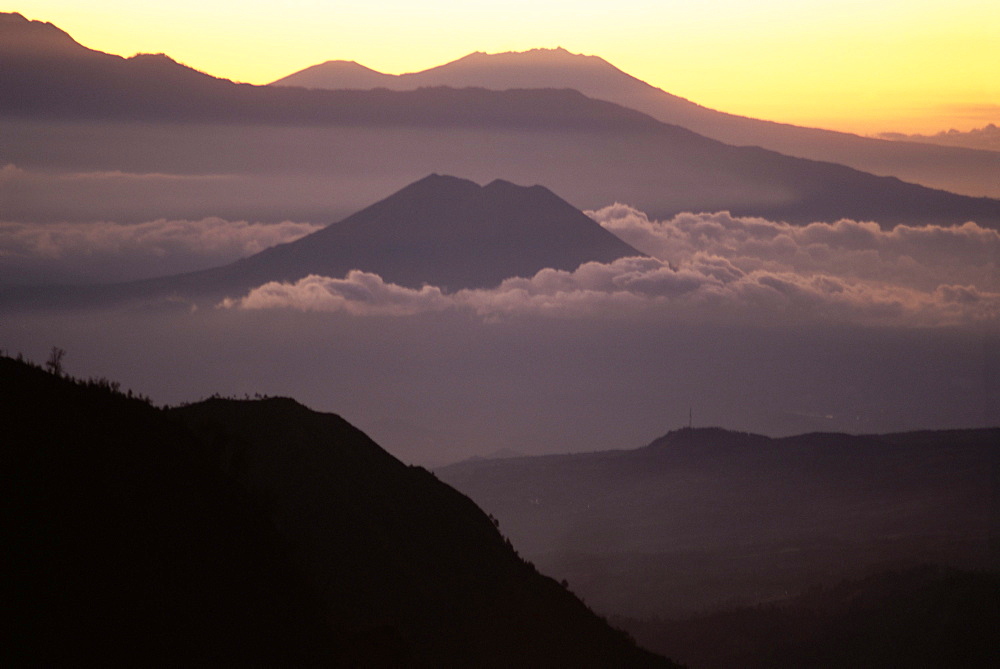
[3,354,674,667]
[4,12,1000,231]
[437,426,999,618]
[273,46,1000,200]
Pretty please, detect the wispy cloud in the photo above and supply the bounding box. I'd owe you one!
[1,217,321,260]
[1,162,233,184]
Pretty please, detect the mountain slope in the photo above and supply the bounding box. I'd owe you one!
[273,47,1000,199]
[3,354,674,666]
[236,173,645,291]
[168,399,673,667]
[2,355,337,665]
[437,427,999,618]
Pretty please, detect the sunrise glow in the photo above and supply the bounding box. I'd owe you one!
[14,0,999,135]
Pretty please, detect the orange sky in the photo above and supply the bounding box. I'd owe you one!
[14,1,1000,135]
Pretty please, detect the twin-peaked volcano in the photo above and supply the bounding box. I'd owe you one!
[237,174,643,291]
[1,175,644,308]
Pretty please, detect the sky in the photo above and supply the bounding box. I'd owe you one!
[12,1,999,135]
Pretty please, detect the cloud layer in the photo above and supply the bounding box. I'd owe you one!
[222,271,452,316]
[1,217,321,259]
[1,215,322,283]
[223,207,1000,328]
[590,205,999,292]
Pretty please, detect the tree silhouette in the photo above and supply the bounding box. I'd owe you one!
[45,347,66,377]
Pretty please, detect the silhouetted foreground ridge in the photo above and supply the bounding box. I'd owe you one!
[3,355,675,667]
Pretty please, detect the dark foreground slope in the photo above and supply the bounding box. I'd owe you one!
[438,427,999,618]
[3,356,335,665]
[2,355,673,667]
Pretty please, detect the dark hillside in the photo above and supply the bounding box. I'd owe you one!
[172,397,675,667]
[2,356,335,665]
[2,353,673,666]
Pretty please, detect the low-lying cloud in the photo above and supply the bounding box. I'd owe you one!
[1,217,323,283]
[222,207,1000,328]
[1,218,321,259]
[222,271,452,316]
[589,205,999,292]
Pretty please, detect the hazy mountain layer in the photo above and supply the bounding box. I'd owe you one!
[4,13,1000,231]
[620,565,1000,668]
[437,427,999,618]
[273,47,1000,199]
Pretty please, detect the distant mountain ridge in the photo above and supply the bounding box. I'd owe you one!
[0,15,660,130]
[273,47,1000,199]
[437,426,999,618]
[4,12,1000,233]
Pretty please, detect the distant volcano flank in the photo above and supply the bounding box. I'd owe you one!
[0,175,645,309]
[240,173,644,291]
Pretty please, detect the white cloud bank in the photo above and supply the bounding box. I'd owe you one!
[590,205,999,292]
[222,207,1000,328]
[222,271,452,316]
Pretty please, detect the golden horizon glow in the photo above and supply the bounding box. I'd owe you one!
[12,1,1000,135]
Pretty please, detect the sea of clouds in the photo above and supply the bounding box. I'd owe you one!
[219,206,1000,328]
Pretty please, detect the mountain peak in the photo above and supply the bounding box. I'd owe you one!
[0,10,27,23]
[228,173,644,292]
[0,11,84,56]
